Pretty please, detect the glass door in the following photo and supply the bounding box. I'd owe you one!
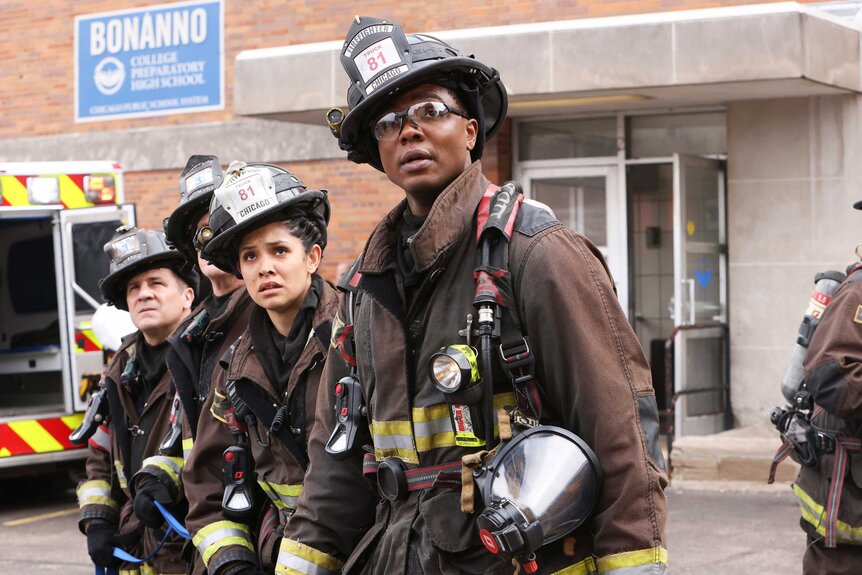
[672,154,728,437]
[520,165,627,312]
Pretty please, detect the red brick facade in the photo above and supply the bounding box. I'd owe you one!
[2,0,810,277]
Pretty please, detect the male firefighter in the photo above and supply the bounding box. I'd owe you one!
[77,226,197,574]
[280,16,669,575]
[790,201,862,574]
[130,156,253,573]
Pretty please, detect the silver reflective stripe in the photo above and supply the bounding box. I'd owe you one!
[142,455,182,476]
[259,481,301,510]
[196,526,253,556]
[372,433,414,451]
[413,416,451,438]
[276,551,338,575]
[601,566,668,575]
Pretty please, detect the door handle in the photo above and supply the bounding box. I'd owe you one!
[681,278,696,326]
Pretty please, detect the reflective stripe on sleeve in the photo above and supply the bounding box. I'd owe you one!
[140,455,184,490]
[596,547,669,574]
[77,480,119,510]
[369,420,418,464]
[114,460,128,490]
[182,437,194,462]
[793,483,862,544]
[412,392,516,452]
[275,538,343,575]
[259,480,303,510]
[192,520,254,566]
[412,404,455,452]
[549,556,597,575]
[89,424,111,453]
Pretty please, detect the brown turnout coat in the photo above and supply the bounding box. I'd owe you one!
[183,279,339,575]
[282,162,669,575]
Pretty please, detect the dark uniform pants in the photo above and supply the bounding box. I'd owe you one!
[803,535,862,575]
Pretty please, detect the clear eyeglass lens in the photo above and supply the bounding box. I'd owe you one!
[373,102,450,141]
[432,355,462,391]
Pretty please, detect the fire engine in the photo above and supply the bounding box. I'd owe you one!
[0,162,135,476]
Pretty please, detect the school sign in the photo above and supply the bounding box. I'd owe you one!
[75,0,223,122]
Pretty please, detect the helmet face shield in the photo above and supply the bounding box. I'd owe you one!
[474,425,602,564]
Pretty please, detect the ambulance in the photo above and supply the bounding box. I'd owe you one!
[0,162,135,476]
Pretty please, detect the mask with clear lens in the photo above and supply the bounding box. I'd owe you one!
[372,101,467,141]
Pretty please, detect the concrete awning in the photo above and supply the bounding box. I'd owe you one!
[235,2,862,123]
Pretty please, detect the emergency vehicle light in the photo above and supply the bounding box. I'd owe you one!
[84,175,116,204]
[26,176,61,204]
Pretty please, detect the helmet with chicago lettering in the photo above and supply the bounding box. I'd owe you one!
[197,161,329,276]
[329,16,507,171]
[164,155,224,261]
[99,226,199,311]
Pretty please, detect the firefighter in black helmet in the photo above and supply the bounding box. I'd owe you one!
[77,226,197,574]
[281,16,668,575]
[182,161,338,575]
[130,156,254,575]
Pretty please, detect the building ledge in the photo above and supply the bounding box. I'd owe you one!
[235,2,862,123]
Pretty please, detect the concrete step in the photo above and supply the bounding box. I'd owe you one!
[669,424,800,484]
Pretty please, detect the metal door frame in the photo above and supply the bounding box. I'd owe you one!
[672,155,729,437]
[518,164,628,313]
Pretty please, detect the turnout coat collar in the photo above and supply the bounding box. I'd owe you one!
[360,161,488,274]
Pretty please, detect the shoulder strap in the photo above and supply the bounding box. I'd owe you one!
[475,182,542,420]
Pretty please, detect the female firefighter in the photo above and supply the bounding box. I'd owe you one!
[182,161,338,575]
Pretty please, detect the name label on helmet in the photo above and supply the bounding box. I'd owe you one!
[354,38,403,84]
[343,24,394,58]
[185,167,215,196]
[215,170,277,224]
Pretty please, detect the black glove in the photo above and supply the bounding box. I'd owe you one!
[86,523,120,569]
[132,478,173,528]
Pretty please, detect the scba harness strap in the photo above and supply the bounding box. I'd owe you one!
[475,182,542,420]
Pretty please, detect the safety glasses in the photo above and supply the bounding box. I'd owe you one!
[372,101,468,142]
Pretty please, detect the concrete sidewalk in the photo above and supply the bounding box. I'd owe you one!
[669,424,800,484]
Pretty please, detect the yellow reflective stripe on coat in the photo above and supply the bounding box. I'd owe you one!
[141,455,184,490]
[412,403,454,452]
[259,480,303,510]
[192,520,254,566]
[412,392,516,452]
[549,556,597,575]
[77,479,119,509]
[596,547,669,574]
[276,538,343,575]
[369,420,418,464]
[182,437,194,462]
[793,483,862,544]
[114,460,128,489]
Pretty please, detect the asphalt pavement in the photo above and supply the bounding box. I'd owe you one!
[0,474,808,574]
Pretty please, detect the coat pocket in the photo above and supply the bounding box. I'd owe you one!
[419,489,476,553]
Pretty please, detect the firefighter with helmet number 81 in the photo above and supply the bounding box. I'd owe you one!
[280,16,669,575]
[182,161,339,575]
[76,226,198,574]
